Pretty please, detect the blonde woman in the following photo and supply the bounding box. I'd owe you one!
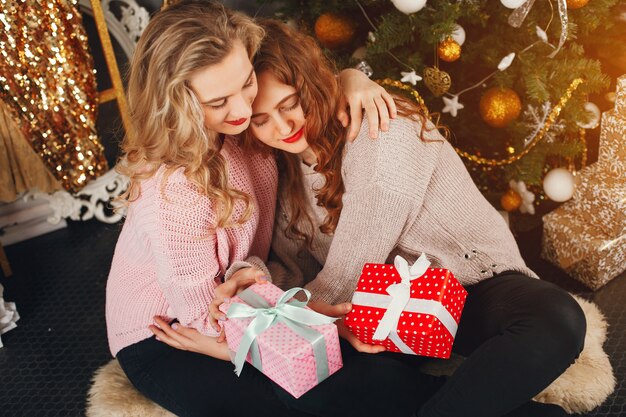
[105,2,397,416]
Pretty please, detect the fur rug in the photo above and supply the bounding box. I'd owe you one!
[533,295,616,413]
[85,361,175,417]
[86,295,615,416]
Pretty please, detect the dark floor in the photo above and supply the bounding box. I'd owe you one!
[0,216,624,417]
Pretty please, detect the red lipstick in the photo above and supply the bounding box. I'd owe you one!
[225,118,247,126]
[282,127,304,144]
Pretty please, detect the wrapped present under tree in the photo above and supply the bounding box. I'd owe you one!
[541,74,626,290]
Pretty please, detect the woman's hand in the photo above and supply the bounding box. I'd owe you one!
[337,68,397,141]
[149,316,231,361]
[208,267,268,335]
[308,300,386,354]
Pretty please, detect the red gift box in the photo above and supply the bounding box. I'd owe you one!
[345,254,467,358]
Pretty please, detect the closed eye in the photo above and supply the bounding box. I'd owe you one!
[208,100,227,109]
[205,71,254,110]
[251,117,269,127]
[281,97,300,112]
[244,75,255,89]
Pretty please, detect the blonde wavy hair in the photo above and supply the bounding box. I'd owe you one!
[117,0,264,228]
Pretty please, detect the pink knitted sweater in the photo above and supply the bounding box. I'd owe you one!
[106,137,277,357]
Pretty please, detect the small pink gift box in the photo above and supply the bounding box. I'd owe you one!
[220,283,343,398]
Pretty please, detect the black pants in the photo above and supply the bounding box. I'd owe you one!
[117,335,444,417]
[117,335,308,417]
[416,272,586,417]
[117,273,585,417]
[274,339,446,417]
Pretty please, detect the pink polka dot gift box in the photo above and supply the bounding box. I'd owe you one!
[345,254,467,358]
[219,282,343,398]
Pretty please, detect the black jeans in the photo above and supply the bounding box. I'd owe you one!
[117,272,585,417]
[117,336,444,417]
[417,272,586,417]
[117,336,311,417]
[274,339,446,417]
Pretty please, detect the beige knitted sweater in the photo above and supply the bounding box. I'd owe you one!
[269,117,538,304]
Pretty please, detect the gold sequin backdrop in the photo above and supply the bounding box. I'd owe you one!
[0,0,108,193]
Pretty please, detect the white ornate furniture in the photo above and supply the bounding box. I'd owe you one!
[0,0,147,246]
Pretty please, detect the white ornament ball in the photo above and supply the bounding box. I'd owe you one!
[500,0,527,9]
[576,102,601,129]
[391,0,428,14]
[451,24,466,46]
[543,168,575,202]
[285,19,299,30]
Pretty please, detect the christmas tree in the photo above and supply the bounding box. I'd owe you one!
[270,0,621,210]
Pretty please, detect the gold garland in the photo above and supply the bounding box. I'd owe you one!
[377,77,585,167]
[579,128,587,168]
[455,78,584,166]
[376,78,427,109]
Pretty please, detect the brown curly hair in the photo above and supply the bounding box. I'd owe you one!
[242,19,436,247]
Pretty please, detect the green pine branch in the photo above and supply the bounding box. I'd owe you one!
[269,0,617,197]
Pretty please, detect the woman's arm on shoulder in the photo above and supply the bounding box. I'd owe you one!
[337,68,397,141]
[344,115,441,198]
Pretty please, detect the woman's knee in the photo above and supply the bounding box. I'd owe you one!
[533,287,586,360]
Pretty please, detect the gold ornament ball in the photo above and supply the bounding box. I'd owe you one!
[314,13,356,49]
[501,189,522,212]
[479,87,522,128]
[567,0,589,9]
[437,38,462,62]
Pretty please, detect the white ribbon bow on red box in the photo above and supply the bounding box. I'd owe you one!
[351,254,459,354]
